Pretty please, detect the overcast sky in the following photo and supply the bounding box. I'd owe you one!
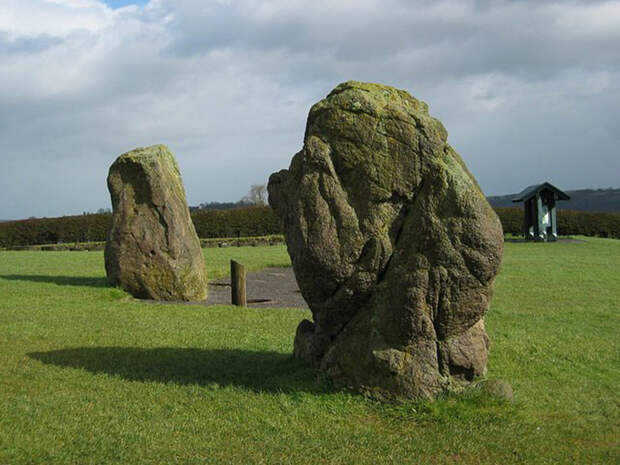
[1,0,619,219]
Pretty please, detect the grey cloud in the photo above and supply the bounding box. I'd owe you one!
[162,0,620,82]
[0,0,619,219]
[0,32,62,55]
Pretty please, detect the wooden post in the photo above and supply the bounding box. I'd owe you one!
[231,260,246,307]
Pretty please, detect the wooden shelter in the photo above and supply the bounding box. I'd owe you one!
[512,182,570,242]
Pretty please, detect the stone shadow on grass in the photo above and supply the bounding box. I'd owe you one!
[28,347,331,394]
[1,274,108,288]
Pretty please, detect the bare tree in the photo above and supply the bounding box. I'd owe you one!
[242,184,267,206]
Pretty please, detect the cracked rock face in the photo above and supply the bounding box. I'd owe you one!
[268,81,503,400]
[105,144,208,301]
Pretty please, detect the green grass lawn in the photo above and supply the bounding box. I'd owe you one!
[0,241,618,464]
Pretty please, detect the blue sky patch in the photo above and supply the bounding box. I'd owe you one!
[103,0,149,8]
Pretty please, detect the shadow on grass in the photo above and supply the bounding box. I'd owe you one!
[28,347,331,394]
[1,274,108,288]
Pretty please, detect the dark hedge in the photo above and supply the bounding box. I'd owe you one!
[0,213,112,247]
[1,206,618,248]
[493,207,524,235]
[191,206,281,239]
[0,206,282,247]
[495,207,620,239]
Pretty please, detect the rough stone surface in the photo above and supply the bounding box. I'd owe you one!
[268,81,503,401]
[105,144,208,301]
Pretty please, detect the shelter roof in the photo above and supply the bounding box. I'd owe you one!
[512,182,571,202]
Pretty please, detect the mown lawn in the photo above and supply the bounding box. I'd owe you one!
[0,241,618,464]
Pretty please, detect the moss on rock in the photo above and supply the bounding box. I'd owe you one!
[105,145,208,301]
[269,81,503,401]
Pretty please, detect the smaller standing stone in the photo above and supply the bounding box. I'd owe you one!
[105,144,207,301]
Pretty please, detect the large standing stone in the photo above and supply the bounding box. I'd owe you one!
[105,144,207,301]
[268,82,503,400]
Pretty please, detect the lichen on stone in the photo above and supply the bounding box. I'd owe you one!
[105,144,207,301]
[269,81,503,401]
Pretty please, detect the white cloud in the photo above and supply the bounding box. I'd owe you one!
[0,0,111,38]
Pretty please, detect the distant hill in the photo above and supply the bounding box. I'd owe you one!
[488,188,620,212]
